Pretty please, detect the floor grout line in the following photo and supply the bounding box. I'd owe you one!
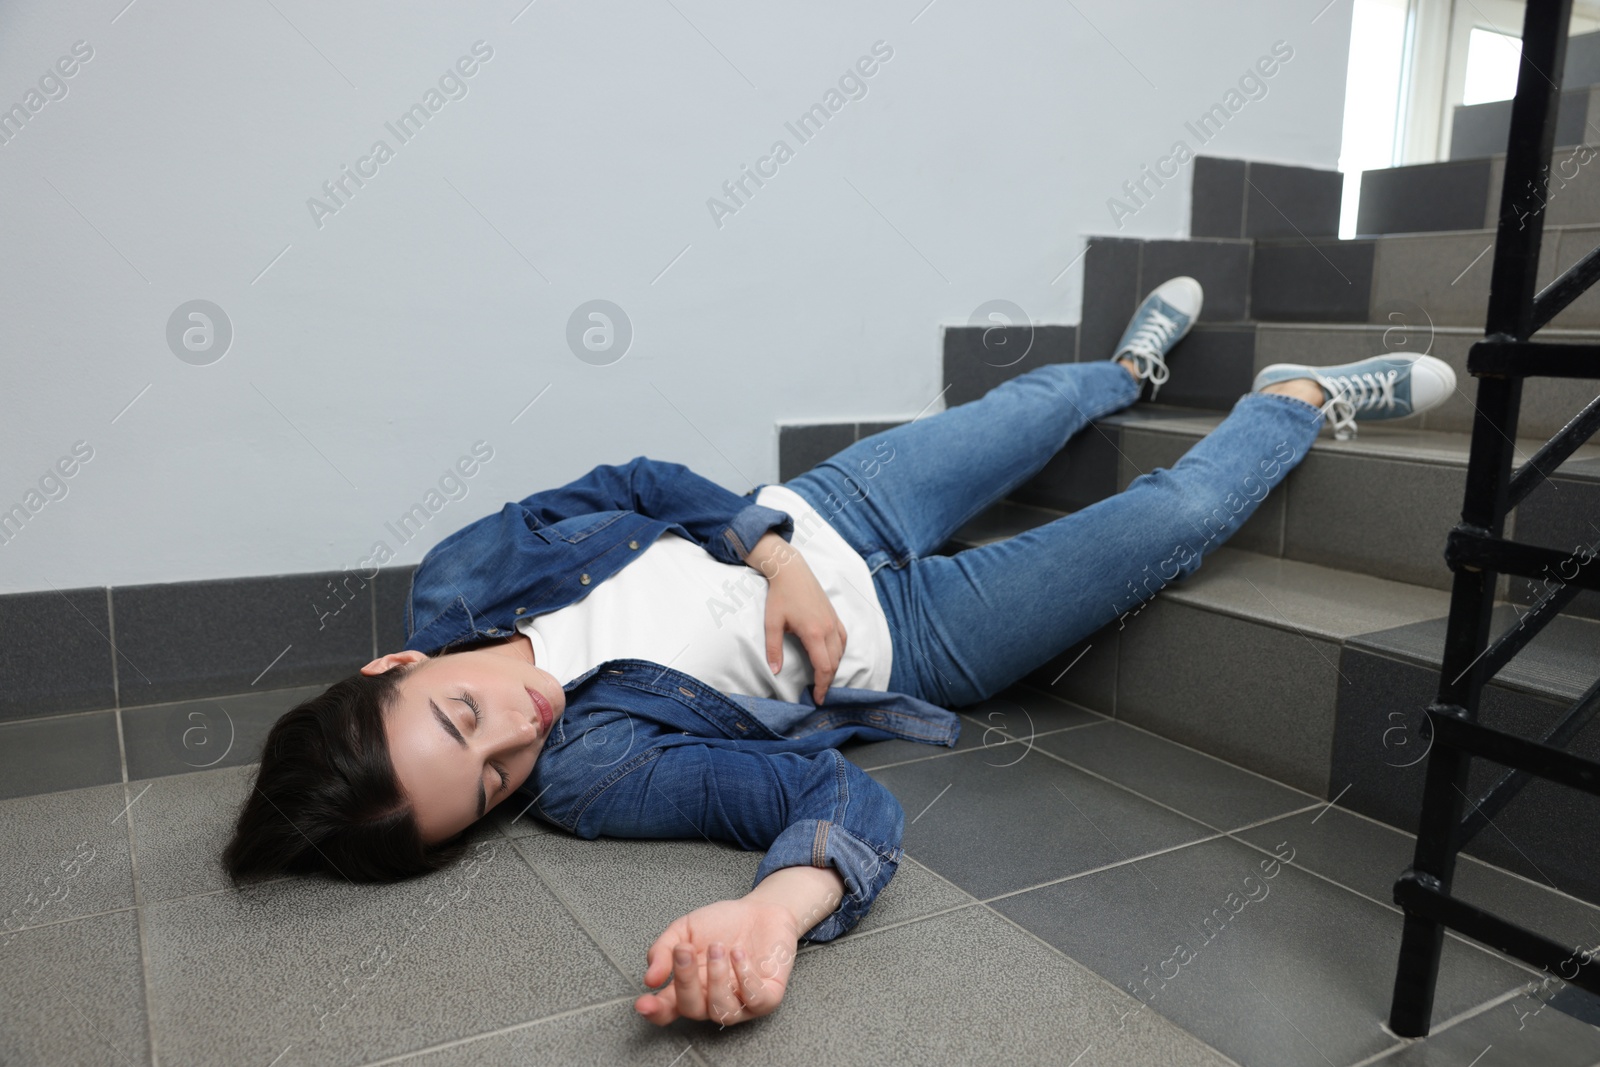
[502,835,646,996]
[349,994,644,1066]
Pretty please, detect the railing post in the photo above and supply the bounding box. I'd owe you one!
[1386,0,1570,1038]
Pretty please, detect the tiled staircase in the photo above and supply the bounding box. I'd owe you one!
[780,153,1600,911]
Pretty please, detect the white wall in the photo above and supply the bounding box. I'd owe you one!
[0,0,1353,595]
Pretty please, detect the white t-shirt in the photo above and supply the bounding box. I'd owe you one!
[514,484,894,701]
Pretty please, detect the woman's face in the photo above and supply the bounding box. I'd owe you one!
[362,635,565,845]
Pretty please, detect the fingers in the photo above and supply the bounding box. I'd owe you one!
[765,612,783,674]
[672,944,704,1011]
[730,946,774,1017]
[705,944,743,1027]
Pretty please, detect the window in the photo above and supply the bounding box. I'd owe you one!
[1461,26,1522,104]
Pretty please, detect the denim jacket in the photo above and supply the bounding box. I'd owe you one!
[402,456,963,942]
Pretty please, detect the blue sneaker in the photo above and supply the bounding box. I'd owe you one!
[1111,276,1203,401]
[1253,353,1457,441]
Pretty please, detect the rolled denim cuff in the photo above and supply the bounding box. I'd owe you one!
[752,818,904,943]
[718,502,794,565]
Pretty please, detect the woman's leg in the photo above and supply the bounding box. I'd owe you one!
[783,359,1143,573]
[876,387,1327,708]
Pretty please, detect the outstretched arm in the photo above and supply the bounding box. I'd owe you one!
[634,865,846,1026]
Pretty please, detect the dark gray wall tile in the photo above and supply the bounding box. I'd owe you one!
[0,587,115,722]
[1009,423,1122,513]
[374,564,416,654]
[942,324,1075,407]
[1137,239,1251,322]
[1243,160,1343,239]
[1190,156,1246,239]
[855,420,908,441]
[1152,325,1258,410]
[1250,239,1376,322]
[0,711,122,800]
[111,572,372,708]
[1356,159,1492,235]
[777,422,856,482]
[1079,238,1143,363]
[121,684,330,781]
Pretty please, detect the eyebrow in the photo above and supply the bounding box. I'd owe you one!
[430,697,485,819]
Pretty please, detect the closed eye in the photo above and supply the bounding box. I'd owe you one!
[456,693,510,794]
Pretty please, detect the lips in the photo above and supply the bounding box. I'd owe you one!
[526,686,553,734]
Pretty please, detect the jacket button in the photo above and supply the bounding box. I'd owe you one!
[736,723,747,731]
[678,686,695,697]
[515,607,526,615]
[579,573,591,585]
[628,539,640,550]
[487,628,500,635]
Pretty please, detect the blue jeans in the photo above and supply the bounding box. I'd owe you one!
[782,360,1327,708]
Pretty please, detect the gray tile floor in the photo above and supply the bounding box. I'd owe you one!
[3,684,1598,1067]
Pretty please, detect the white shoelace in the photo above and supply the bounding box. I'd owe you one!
[1118,308,1181,396]
[1317,368,1400,441]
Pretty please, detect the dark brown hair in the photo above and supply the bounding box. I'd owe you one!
[221,660,472,885]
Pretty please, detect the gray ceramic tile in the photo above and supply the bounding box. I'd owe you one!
[1450,89,1591,162]
[1116,426,1284,556]
[1137,238,1251,322]
[1551,225,1600,330]
[1329,646,1600,907]
[854,419,907,442]
[1369,228,1561,329]
[1379,994,1600,1065]
[1356,159,1492,236]
[485,792,556,840]
[1243,160,1343,240]
[511,833,973,987]
[142,837,628,1067]
[1510,472,1600,621]
[1023,622,1119,712]
[375,564,416,655]
[1236,805,1600,953]
[1115,598,1339,796]
[842,690,1099,772]
[1009,420,1122,512]
[1159,547,1454,641]
[867,738,1216,899]
[1152,325,1257,411]
[1036,720,1316,831]
[1251,238,1376,322]
[0,585,115,722]
[776,423,856,483]
[121,684,329,781]
[127,763,256,904]
[0,710,123,800]
[838,709,1000,769]
[1079,237,1144,364]
[0,909,150,1067]
[1190,156,1246,239]
[383,1000,719,1066]
[111,572,371,707]
[991,834,1535,1067]
[1282,449,1465,591]
[943,498,1068,550]
[1349,603,1600,703]
[685,904,1236,1067]
[0,782,134,939]
[940,324,1074,407]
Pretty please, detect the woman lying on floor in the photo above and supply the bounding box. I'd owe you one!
[222,276,1453,1027]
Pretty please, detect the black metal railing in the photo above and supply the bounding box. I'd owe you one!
[1387,0,1600,1037]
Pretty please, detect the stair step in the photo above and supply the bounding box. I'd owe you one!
[940,504,1600,905]
[1449,86,1600,161]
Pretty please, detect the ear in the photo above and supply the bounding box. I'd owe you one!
[361,649,428,676]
